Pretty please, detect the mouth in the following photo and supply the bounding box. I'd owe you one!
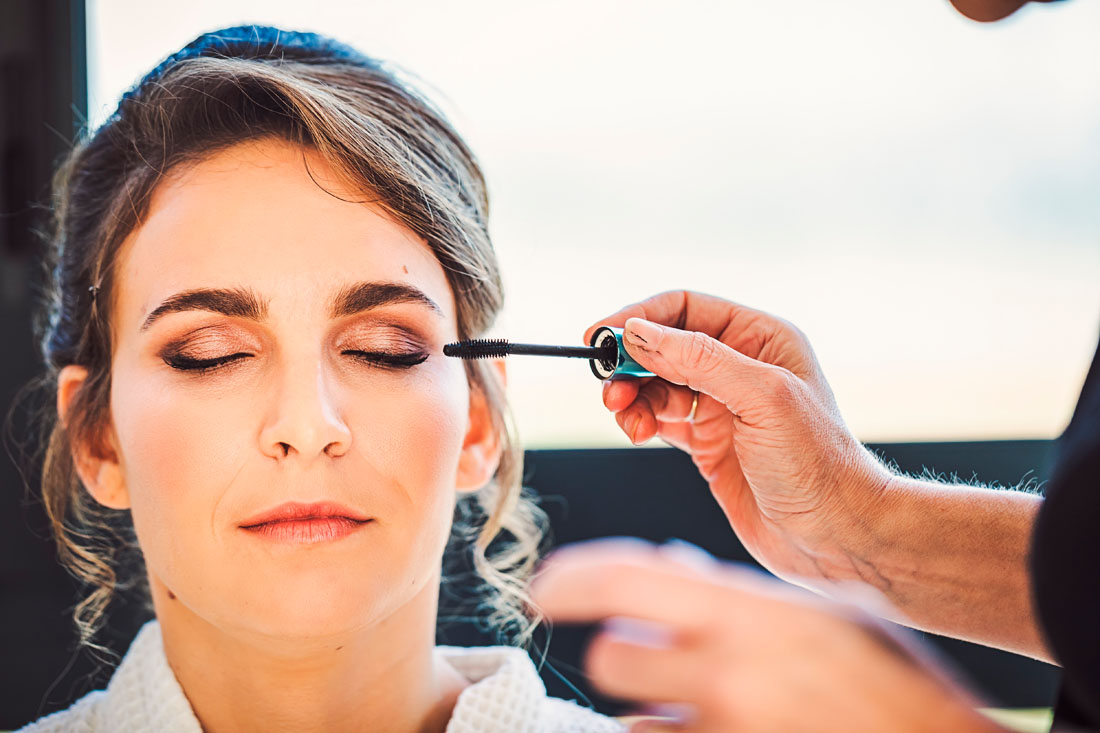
[238,501,373,545]
[239,500,370,527]
[240,516,372,545]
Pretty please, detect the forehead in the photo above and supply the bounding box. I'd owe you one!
[112,138,455,332]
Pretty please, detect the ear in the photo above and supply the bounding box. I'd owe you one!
[454,358,506,494]
[56,365,129,510]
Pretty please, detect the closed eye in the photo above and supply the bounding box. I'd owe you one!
[342,350,429,368]
[162,350,429,375]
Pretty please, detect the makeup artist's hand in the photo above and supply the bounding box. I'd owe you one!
[530,538,1004,733]
[583,290,893,591]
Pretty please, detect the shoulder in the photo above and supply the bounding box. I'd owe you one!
[15,619,202,733]
[1030,326,1100,726]
[13,689,106,732]
[437,644,626,732]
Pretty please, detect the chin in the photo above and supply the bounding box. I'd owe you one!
[204,561,416,641]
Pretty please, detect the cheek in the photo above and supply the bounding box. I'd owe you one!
[357,363,469,524]
[109,363,252,582]
[335,362,471,607]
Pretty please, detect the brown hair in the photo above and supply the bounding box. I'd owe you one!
[25,27,547,662]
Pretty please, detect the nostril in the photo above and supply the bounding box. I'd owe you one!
[279,442,290,457]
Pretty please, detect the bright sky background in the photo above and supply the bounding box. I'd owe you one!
[87,0,1100,449]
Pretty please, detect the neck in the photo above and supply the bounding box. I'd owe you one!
[150,573,469,733]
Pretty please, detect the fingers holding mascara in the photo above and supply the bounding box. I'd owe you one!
[587,289,770,449]
[600,375,643,411]
[609,378,699,444]
[652,418,694,453]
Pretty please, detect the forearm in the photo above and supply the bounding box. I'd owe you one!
[820,473,1051,662]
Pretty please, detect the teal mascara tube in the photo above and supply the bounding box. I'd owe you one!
[586,326,656,380]
[442,326,656,381]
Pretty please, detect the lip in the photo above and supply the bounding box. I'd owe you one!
[238,501,370,528]
[242,516,370,545]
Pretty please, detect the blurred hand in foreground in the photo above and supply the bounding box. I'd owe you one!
[530,538,1005,733]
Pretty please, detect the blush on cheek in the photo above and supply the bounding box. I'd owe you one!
[110,365,254,594]
[360,363,469,506]
[116,375,251,506]
[351,364,470,578]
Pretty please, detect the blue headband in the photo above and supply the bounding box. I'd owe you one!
[118,24,380,107]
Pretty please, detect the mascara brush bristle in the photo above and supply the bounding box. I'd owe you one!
[444,338,511,359]
[444,339,613,361]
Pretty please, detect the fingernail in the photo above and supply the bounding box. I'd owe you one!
[631,702,697,727]
[601,616,675,648]
[624,317,660,347]
[659,539,718,570]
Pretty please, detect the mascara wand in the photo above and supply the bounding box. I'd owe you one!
[443,340,609,360]
[443,326,656,381]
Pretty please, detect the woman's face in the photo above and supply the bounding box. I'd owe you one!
[84,137,494,639]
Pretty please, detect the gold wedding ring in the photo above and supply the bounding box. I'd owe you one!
[688,392,699,422]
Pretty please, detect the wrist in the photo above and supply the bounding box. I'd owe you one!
[790,447,899,591]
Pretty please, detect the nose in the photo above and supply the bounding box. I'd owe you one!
[259,355,351,462]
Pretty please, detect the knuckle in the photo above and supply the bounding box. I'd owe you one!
[781,318,817,359]
[758,368,808,415]
[779,369,803,398]
[776,316,799,336]
[633,387,656,413]
[616,409,631,431]
[777,316,804,340]
[762,367,794,397]
[643,381,671,415]
[683,330,720,370]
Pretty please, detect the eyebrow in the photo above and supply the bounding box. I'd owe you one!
[140,280,444,332]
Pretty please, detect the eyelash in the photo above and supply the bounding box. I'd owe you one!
[163,350,429,375]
